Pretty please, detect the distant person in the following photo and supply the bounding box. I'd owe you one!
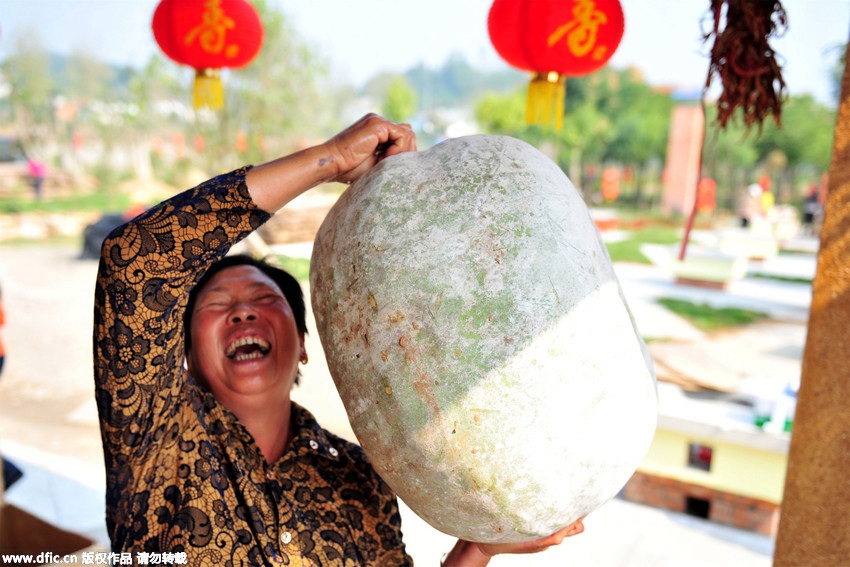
[760,185,775,217]
[802,184,822,235]
[26,158,46,200]
[737,184,762,228]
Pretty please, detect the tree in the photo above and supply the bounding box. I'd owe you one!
[215,0,332,167]
[435,53,477,105]
[120,54,189,182]
[381,76,417,123]
[398,54,525,111]
[475,66,666,200]
[591,68,673,165]
[1,30,54,142]
[63,47,115,107]
[557,97,614,190]
[775,41,850,567]
[474,89,526,136]
[62,47,121,173]
[754,95,835,173]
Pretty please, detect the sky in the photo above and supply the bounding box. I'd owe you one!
[0,0,848,105]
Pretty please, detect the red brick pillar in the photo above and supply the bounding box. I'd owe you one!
[661,105,704,216]
[774,42,850,566]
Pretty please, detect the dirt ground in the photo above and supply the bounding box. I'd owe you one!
[0,245,104,466]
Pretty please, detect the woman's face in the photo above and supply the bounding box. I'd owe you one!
[186,265,305,407]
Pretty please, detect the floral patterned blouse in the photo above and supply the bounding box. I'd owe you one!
[93,168,413,566]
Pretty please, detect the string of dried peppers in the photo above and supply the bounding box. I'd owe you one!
[703,0,788,129]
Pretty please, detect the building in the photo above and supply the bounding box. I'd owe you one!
[622,382,790,536]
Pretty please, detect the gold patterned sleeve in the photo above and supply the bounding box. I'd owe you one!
[92,168,270,461]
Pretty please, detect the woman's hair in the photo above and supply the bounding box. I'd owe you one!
[183,254,307,354]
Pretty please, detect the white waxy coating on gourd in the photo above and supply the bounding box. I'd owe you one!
[310,134,657,543]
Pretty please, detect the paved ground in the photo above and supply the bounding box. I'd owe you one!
[0,238,814,565]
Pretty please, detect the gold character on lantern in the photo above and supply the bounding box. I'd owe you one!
[185,0,240,58]
[547,0,609,60]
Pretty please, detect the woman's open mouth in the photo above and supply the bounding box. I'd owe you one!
[226,336,271,361]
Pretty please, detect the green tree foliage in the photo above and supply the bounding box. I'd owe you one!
[474,90,525,135]
[589,69,674,165]
[699,105,762,210]
[380,53,525,111]
[558,98,614,185]
[0,1,331,196]
[218,0,331,166]
[475,66,671,198]
[475,59,838,207]
[432,54,476,106]
[754,95,835,172]
[1,32,53,133]
[63,48,123,160]
[381,76,418,123]
[127,54,186,132]
[698,93,837,208]
[0,16,840,216]
[63,47,115,106]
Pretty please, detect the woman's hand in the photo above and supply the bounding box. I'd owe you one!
[322,113,417,184]
[478,518,585,557]
[442,517,586,566]
[246,113,416,212]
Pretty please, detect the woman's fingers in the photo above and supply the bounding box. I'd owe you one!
[326,114,416,184]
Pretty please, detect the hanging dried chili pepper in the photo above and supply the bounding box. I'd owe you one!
[703,0,788,129]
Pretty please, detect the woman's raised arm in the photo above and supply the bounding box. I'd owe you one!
[246,113,416,213]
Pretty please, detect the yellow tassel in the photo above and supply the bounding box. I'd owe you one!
[194,68,224,110]
[526,72,566,130]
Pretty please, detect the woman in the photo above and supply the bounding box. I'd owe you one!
[94,114,583,565]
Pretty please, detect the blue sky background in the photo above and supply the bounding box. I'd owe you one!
[1,0,848,104]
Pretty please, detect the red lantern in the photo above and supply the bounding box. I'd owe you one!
[696,177,717,212]
[152,0,263,109]
[488,0,624,130]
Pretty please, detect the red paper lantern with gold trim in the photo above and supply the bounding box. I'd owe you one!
[152,0,263,109]
[488,0,624,129]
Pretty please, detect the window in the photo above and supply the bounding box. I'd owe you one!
[687,442,713,472]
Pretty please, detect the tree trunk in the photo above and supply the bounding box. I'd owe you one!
[773,40,850,566]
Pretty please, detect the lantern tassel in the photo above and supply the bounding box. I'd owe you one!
[194,68,224,110]
[526,72,565,130]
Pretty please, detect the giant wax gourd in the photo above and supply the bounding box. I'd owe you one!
[310,135,657,543]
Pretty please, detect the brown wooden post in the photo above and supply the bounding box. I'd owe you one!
[774,41,850,566]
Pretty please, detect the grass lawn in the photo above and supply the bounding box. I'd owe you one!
[750,271,813,285]
[604,226,681,264]
[657,297,770,331]
[0,191,131,215]
[267,254,311,283]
